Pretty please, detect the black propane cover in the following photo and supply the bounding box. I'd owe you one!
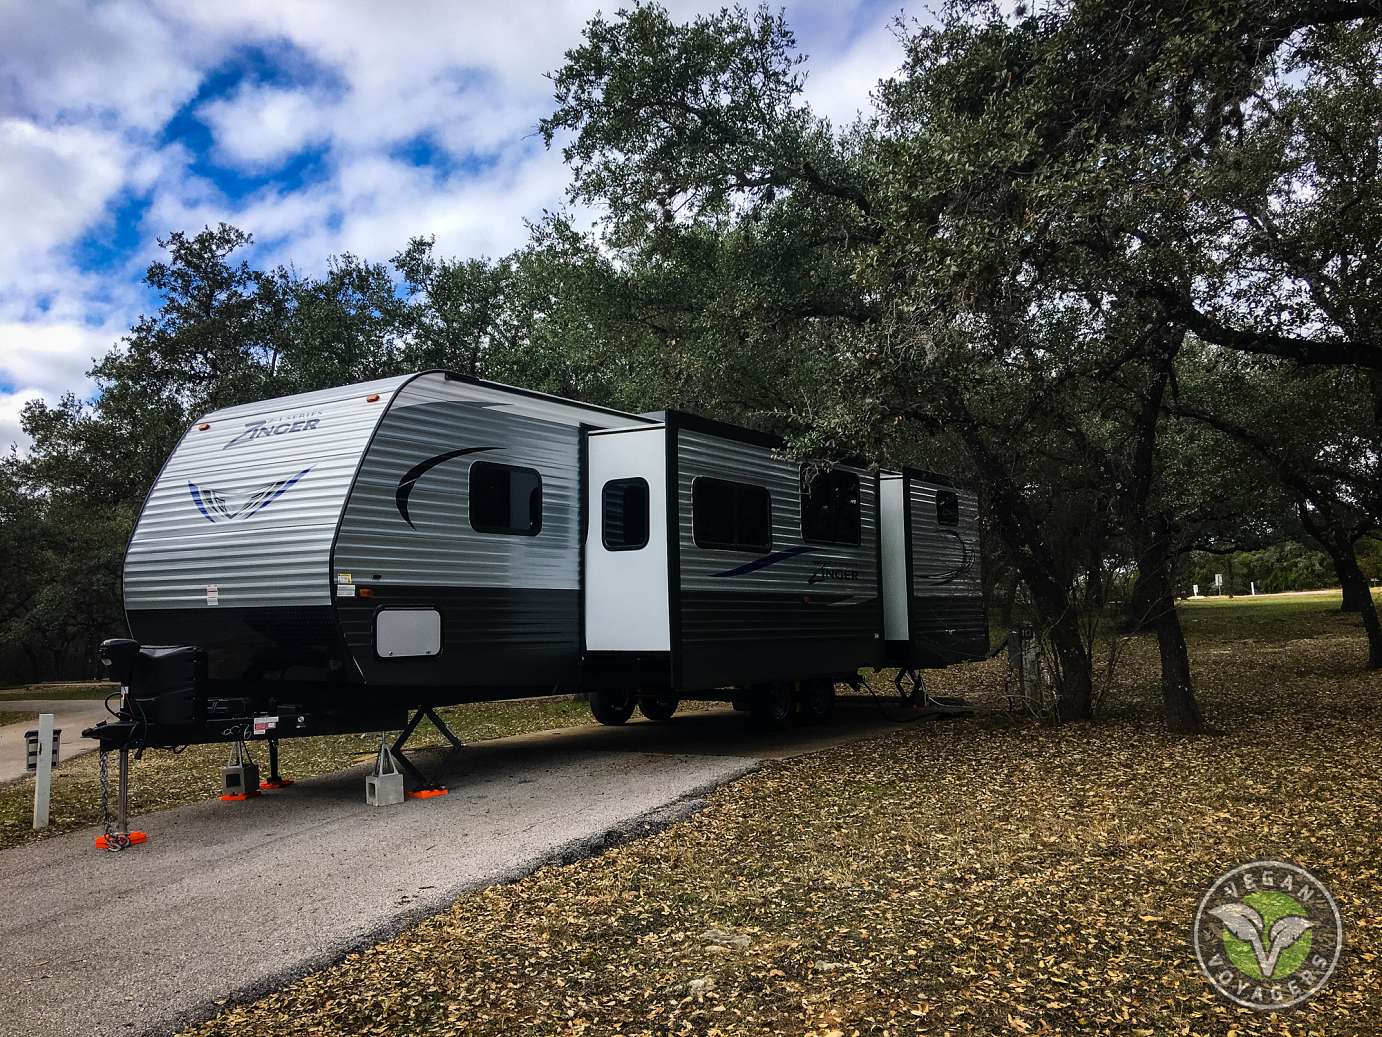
[128,645,207,726]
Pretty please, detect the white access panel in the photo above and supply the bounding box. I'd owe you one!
[584,426,670,651]
[880,474,910,641]
[376,607,442,657]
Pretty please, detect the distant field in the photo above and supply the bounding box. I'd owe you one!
[1180,586,1379,608]
[0,682,116,702]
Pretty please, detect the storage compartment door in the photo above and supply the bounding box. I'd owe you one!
[584,427,670,651]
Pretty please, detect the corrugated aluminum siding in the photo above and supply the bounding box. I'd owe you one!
[123,376,410,611]
[676,428,879,635]
[908,480,982,600]
[333,373,641,590]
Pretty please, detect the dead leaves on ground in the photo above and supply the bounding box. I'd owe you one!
[184,601,1382,1036]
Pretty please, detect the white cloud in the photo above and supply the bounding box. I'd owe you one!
[801,21,906,128]
[0,2,209,130]
[0,120,130,274]
[199,85,334,168]
[0,388,45,455]
[0,0,891,451]
[0,318,124,451]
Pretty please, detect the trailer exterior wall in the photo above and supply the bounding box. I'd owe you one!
[673,420,881,690]
[122,375,411,680]
[907,474,987,665]
[331,373,646,693]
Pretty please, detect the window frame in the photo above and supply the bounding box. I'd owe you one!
[935,489,960,527]
[799,465,862,546]
[468,460,543,536]
[691,476,773,553]
[601,477,650,552]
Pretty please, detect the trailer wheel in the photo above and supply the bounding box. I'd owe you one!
[638,696,679,722]
[749,683,793,731]
[797,678,836,724]
[590,690,636,726]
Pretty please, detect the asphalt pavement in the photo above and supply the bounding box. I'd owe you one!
[0,700,927,1037]
[0,698,112,783]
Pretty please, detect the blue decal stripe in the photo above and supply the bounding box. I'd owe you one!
[243,467,311,517]
[710,544,816,578]
[186,467,312,524]
[188,482,216,523]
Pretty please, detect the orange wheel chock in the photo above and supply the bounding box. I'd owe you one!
[406,788,449,799]
[95,831,148,849]
[219,791,261,801]
[259,779,295,790]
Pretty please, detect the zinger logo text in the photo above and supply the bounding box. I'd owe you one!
[223,413,322,449]
[808,562,859,585]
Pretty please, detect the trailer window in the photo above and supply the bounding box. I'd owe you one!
[602,478,649,551]
[936,490,959,526]
[692,477,771,552]
[469,461,542,535]
[800,467,861,545]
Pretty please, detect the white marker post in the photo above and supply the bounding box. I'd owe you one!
[33,712,54,830]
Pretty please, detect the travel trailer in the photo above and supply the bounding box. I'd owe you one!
[90,371,985,758]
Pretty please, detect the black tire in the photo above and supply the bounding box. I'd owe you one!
[731,695,753,712]
[797,677,836,724]
[590,690,636,725]
[638,696,679,722]
[749,683,793,731]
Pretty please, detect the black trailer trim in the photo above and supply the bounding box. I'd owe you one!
[443,370,649,424]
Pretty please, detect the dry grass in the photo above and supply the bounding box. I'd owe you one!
[0,697,598,851]
[184,596,1381,1037]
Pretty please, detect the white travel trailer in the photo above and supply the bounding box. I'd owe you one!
[90,372,986,762]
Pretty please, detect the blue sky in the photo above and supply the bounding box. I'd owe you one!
[0,1,912,449]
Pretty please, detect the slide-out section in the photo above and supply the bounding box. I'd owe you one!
[582,425,671,688]
[906,471,988,666]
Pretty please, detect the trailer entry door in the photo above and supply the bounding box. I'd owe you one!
[584,426,670,652]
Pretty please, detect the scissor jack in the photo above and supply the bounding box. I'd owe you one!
[391,706,464,798]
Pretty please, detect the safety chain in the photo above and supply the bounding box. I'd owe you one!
[97,749,127,853]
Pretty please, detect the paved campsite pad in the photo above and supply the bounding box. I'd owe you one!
[0,701,922,1037]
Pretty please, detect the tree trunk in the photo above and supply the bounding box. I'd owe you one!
[1046,605,1094,721]
[1335,553,1368,612]
[1121,571,1157,633]
[1137,520,1205,732]
[1336,544,1382,669]
[1022,568,1094,721]
[1304,508,1382,670]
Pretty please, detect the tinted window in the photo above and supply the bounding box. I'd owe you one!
[602,478,649,550]
[801,466,861,545]
[469,461,542,535]
[692,478,771,552]
[936,490,959,526]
